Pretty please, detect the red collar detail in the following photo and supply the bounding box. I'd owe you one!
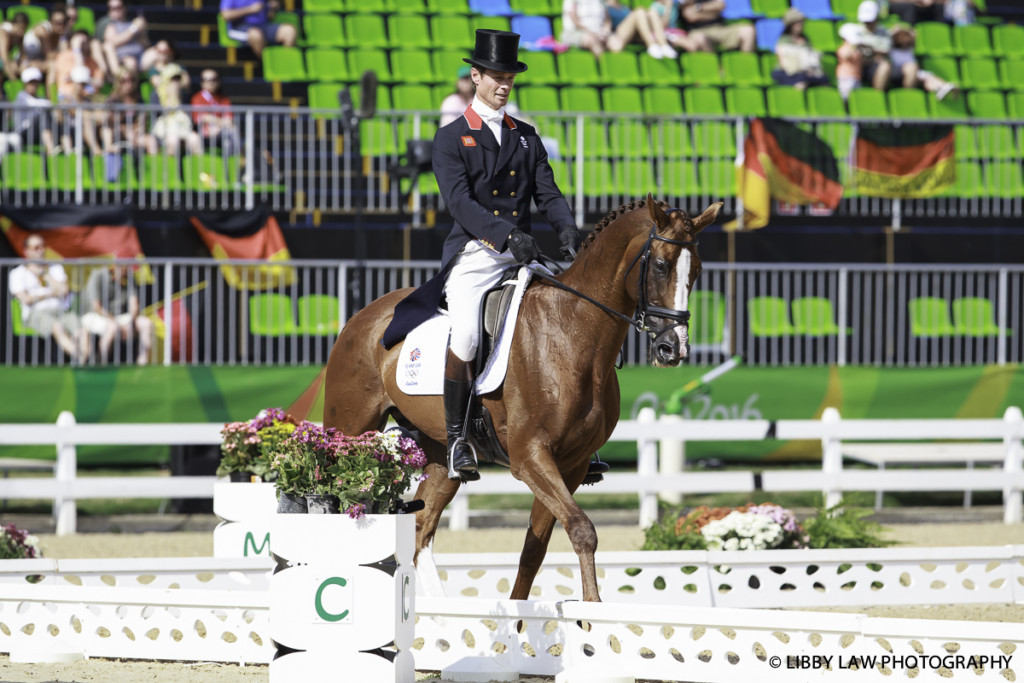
[503,112,517,129]
[463,106,483,130]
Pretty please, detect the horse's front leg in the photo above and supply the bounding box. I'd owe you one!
[513,452,600,602]
[411,440,461,596]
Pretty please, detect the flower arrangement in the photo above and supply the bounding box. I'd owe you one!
[0,523,41,560]
[644,502,891,551]
[217,408,298,481]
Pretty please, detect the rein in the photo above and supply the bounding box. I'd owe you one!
[529,208,698,340]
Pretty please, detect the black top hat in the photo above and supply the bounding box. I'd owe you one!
[463,29,528,74]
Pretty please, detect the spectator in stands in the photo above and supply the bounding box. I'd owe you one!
[152,63,201,155]
[51,30,105,102]
[59,5,113,80]
[944,0,976,25]
[81,263,153,365]
[649,0,702,54]
[889,22,958,99]
[888,0,945,24]
[440,65,474,127]
[101,67,157,164]
[101,0,149,74]
[8,235,91,363]
[0,12,30,84]
[562,0,675,59]
[21,4,69,77]
[57,65,103,155]
[678,0,756,53]
[771,8,830,90]
[836,1,891,100]
[191,68,241,155]
[219,0,297,59]
[13,67,56,155]
[145,39,191,101]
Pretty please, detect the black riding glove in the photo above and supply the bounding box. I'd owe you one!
[558,226,581,262]
[507,229,540,265]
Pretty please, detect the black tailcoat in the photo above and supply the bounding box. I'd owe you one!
[381,105,575,348]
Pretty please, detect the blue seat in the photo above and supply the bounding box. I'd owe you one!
[510,15,553,51]
[722,0,762,19]
[468,0,513,15]
[792,0,840,19]
[756,18,784,52]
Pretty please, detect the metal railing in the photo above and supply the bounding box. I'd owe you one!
[2,102,1022,222]
[1,258,1020,367]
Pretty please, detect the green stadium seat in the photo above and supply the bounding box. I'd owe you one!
[1007,91,1024,118]
[680,52,722,86]
[393,84,435,110]
[4,79,24,101]
[791,297,851,335]
[725,86,767,116]
[604,86,650,158]
[617,159,657,197]
[516,50,558,86]
[926,93,974,158]
[262,46,307,82]
[349,49,393,82]
[388,14,432,49]
[645,87,691,157]
[308,83,344,117]
[48,154,94,191]
[660,158,701,197]
[940,160,983,198]
[345,13,389,49]
[93,153,137,190]
[951,297,1009,336]
[250,293,299,336]
[983,161,1024,198]
[953,24,992,58]
[351,83,393,111]
[582,159,615,196]
[803,19,838,52]
[643,86,683,114]
[685,86,736,157]
[433,49,469,83]
[431,15,475,50]
[10,298,38,337]
[297,294,341,335]
[721,51,766,86]
[831,0,861,19]
[747,296,796,336]
[968,91,1016,159]
[306,48,349,82]
[350,0,388,10]
[806,85,846,116]
[888,88,930,120]
[960,57,1001,90]
[400,171,440,198]
[73,6,95,34]
[999,59,1024,91]
[689,290,727,347]
[510,0,553,13]
[599,51,641,86]
[391,49,437,84]
[751,0,790,18]
[8,5,47,28]
[475,16,512,34]
[908,297,956,337]
[920,56,960,84]
[699,159,737,197]
[560,84,601,111]
[639,53,683,86]
[426,0,472,12]
[3,153,46,190]
[518,85,560,111]
[138,154,183,191]
[561,86,607,158]
[847,87,888,117]
[549,159,572,192]
[303,0,345,10]
[992,24,1024,59]
[303,12,345,47]
[557,51,601,86]
[182,153,231,191]
[359,119,402,158]
[915,22,954,58]
[767,85,808,116]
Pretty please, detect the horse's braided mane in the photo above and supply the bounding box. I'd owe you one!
[579,198,671,252]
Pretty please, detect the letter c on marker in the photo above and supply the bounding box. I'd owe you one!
[314,576,349,622]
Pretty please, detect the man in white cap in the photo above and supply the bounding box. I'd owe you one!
[13,66,55,155]
[836,1,891,98]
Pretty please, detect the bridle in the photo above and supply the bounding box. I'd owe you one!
[531,208,699,340]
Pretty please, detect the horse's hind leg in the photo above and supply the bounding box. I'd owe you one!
[510,499,558,600]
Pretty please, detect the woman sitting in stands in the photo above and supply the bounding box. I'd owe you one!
[888,22,958,100]
[771,8,830,90]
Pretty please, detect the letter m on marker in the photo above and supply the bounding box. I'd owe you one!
[244,531,271,556]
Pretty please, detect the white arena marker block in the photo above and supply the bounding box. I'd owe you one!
[441,656,519,682]
[10,641,84,664]
[555,668,634,683]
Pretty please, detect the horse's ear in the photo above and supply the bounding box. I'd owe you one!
[647,193,669,227]
[691,202,724,234]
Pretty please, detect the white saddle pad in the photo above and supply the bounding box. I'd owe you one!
[396,266,541,396]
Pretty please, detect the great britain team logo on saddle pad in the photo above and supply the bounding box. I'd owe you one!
[461,136,476,147]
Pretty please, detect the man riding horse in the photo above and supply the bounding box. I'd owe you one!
[381,29,590,483]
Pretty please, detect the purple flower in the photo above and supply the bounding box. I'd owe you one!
[346,503,367,519]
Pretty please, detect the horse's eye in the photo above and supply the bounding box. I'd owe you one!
[653,259,668,276]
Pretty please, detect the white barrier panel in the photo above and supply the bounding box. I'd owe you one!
[213,482,277,559]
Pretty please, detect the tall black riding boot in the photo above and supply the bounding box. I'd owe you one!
[444,377,479,482]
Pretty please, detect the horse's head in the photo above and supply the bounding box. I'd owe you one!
[638,195,722,367]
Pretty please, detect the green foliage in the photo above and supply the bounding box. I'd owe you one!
[803,504,895,549]
[642,507,709,551]
[0,523,40,559]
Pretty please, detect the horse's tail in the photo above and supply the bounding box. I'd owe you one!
[287,366,327,421]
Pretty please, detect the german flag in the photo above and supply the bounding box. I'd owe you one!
[0,206,144,259]
[853,123,955,198]
[190,206,295,290]
[727,118,843,231]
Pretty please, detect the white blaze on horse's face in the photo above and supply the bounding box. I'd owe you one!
[673,248,692,355]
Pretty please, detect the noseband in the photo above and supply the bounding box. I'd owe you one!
[625,209,699,340]
[530,208,699,340]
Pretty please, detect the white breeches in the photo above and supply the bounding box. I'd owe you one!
[444,239,518,361]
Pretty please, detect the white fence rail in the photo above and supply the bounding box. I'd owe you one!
[1,407,1023,535]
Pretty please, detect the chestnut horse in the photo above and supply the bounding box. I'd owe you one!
[324,196,722,602]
